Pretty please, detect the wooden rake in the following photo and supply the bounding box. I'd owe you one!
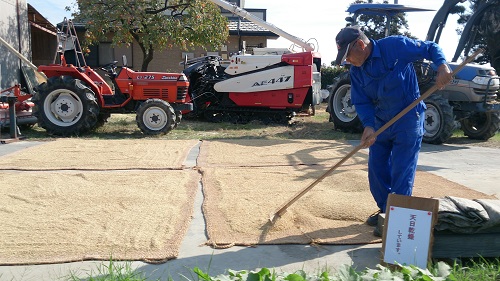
[269,48,484,223]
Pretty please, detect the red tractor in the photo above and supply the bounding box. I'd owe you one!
[33,19,192,136]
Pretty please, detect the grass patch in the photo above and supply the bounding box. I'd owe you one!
[450,257,500,281]
[17,105,359,141]
[66,258,500,281]
[14,104,500,148]
[68,259,159,281]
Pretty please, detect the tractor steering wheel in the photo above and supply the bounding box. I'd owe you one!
[100,61,118,77]
[100,61,118,74]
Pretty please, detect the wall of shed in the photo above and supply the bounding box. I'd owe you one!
[31,27,57,66]
[0,0,30,89]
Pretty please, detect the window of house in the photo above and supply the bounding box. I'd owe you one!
[98,43,114,66]
[114,46,133,68]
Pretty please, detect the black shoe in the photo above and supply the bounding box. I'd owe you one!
[366,211,381,226]
[373,226,382,237]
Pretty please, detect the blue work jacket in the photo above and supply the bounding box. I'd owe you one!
[350,36,447,130]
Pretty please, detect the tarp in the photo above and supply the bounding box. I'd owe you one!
[436,196,500,233]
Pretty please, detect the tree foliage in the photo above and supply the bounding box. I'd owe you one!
[348,0,415,40]
[321,65,347,88]
[456,0,500,70]
[73,0,229,71]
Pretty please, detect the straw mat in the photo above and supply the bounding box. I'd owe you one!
[200,140,494,247]
[198,139,368,167]
[0,169,199,265]
[0,138,199,170]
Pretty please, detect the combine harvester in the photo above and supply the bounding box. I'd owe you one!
[173,0,323,123]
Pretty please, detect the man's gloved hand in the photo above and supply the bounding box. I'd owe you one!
[436,64,453,89]
[361,126,376,148]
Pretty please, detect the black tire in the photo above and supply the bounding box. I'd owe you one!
[460,112,500,140]
[32,76,99,136]
[136,99,176,135]
[423,94,455,144]
[327,75,363,133]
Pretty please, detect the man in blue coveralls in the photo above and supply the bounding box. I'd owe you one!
[334,26,453,235]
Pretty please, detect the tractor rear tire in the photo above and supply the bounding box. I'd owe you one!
[32,76,99,136]
[423,94,455,144]
[460,112,500,140]
[136,99,176,135]
[327,75,363,133]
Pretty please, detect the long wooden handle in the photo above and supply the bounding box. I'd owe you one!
[271,49,484,220]
[0,36,39,72]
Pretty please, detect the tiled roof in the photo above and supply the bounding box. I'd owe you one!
[28,4,57,34]
[65,18,279,38]
[228,18,279,38]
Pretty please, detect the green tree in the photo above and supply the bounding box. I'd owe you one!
[348,0,415,40]
[321,65,347,88]
[456,0,500,69]
[73,0,229,71]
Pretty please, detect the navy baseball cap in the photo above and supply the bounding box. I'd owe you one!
[335,26,362,65]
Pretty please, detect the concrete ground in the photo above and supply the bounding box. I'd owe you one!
[0,139,498,281]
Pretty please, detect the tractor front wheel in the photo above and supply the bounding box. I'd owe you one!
[423,94,455,144]
[327,76,363,133]
[32,76,99,136]
[460,112,500,140]
[136,99,176,135]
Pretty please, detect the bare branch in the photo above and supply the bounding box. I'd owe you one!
[145,0,192,16]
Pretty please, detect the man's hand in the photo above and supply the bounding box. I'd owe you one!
[436,64,453,89]
[361,126,376,148]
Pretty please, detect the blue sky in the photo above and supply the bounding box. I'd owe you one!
[28,0,73,24]
[27,0,461,65]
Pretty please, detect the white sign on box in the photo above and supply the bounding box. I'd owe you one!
[383,206,433,268]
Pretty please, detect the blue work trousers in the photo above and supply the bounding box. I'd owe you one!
[368,111,424,212]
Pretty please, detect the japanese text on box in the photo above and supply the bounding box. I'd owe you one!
[384,206,433,268]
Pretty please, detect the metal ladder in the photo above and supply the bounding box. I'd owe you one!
[53,17,87,67]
